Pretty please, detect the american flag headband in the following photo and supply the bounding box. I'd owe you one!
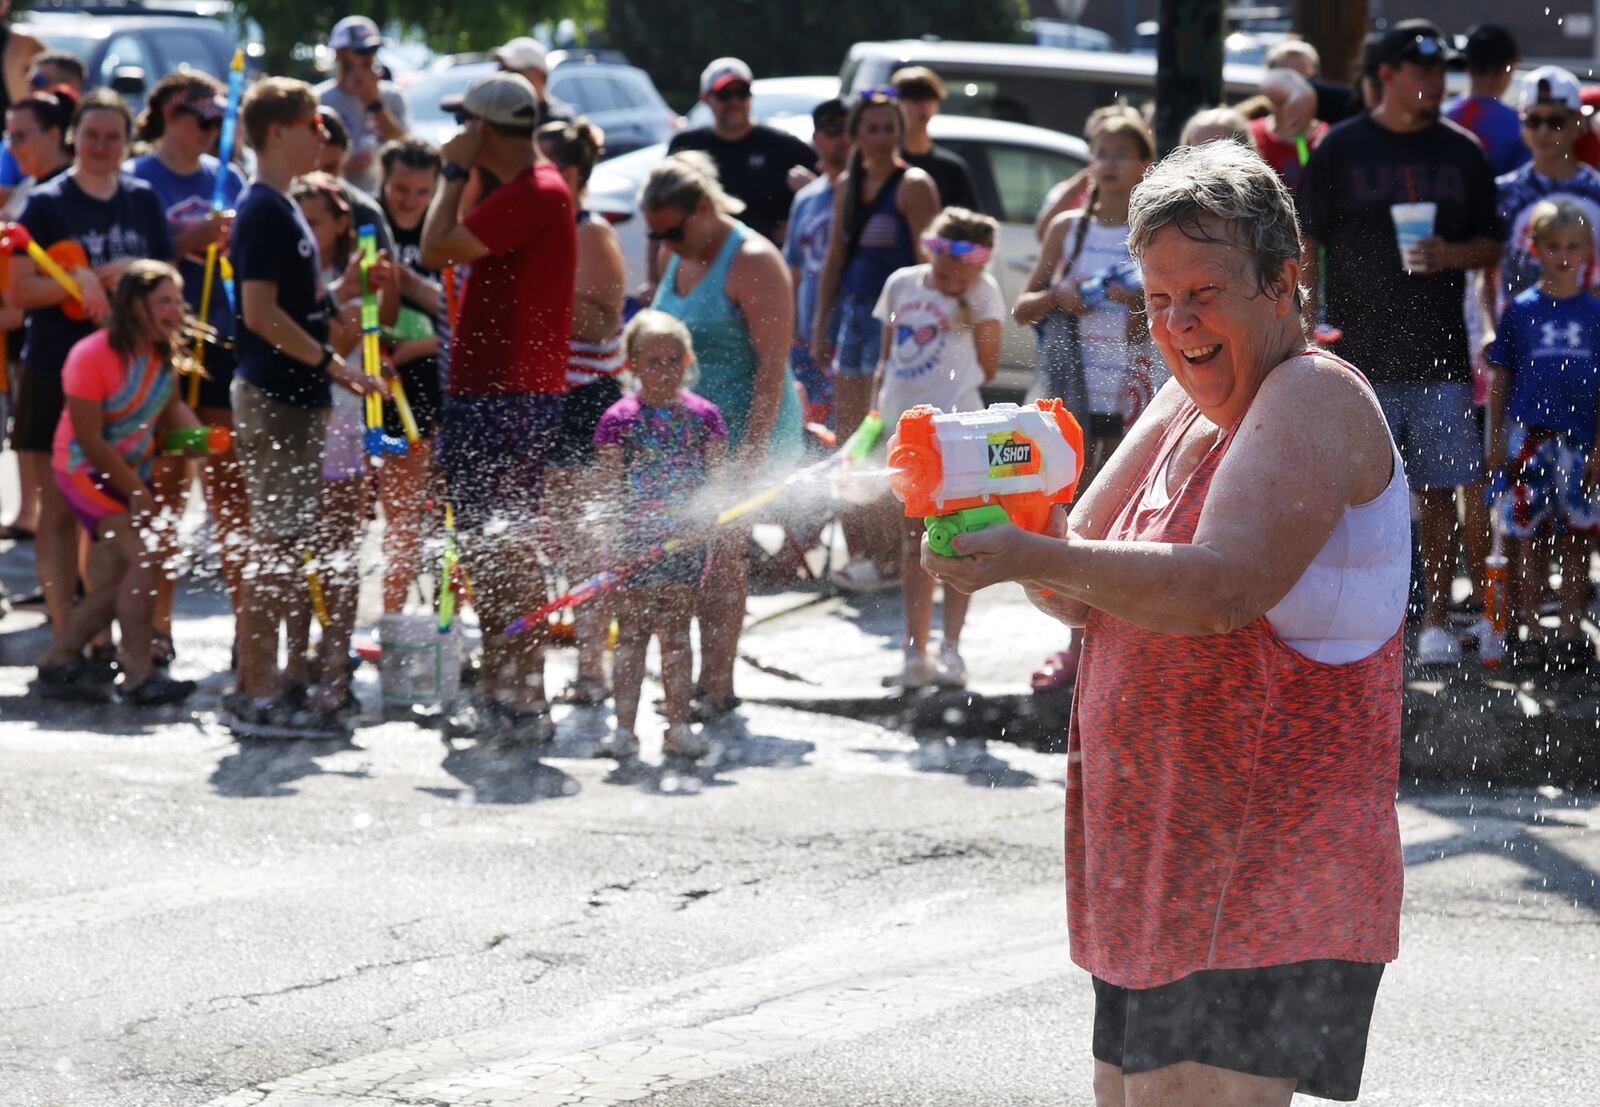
[922,235,992,266]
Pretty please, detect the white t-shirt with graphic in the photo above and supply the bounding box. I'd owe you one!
[872,264,1006,428]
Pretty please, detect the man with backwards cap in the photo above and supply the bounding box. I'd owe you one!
[666,56,817,245]
[1298,18,1503,668]
[491,37,574,129]
[420,72,577,744]
[315,15,410,193]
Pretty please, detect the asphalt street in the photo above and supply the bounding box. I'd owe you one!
[0,454,1597,1106]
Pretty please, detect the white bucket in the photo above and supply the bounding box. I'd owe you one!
[377,613,461,712]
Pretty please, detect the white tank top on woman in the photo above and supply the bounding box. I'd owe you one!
[1144,368,1411,664]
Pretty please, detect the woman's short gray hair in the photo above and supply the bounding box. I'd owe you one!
[1127,140,1303,308]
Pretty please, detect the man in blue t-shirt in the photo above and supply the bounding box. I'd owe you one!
[1443,24,1529,178]
[782,97,849,427]
[226,76,386,733]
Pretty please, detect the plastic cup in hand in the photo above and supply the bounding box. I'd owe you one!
[1391,201,1436,275]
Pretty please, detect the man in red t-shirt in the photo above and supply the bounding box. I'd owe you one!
[421,72,577,743]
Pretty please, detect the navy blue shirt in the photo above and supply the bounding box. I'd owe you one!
[127,153,246,339]
[17,172,172,375]
[232,182,332,408]
[1487,288,1600,443]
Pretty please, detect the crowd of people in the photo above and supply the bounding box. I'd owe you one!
[1,13,1598,749]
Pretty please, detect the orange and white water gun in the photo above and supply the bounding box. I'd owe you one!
[888,399,1085,556]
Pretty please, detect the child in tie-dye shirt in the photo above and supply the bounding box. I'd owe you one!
[592,310,727,762]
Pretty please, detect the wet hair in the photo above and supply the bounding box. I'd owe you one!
[538,117,603,190]
[1264,39,1320,76]
[317,105,350,150]
[1061,112,1157,287]
[70,88,133,139]
[241,77,317,151]
[379,135,441,183]
[1179,107,1250,147]
[291,172,356,271]
[1527,198,1594,248]
[30,49,86,89]
[137,69,222,143]
[639,151,745,216]
[9,86,79,148]
[1127,139,1303,309]
[838,89,909,257]
[928,206,997,249]
[107,259,183,362]
[621,308,699,386]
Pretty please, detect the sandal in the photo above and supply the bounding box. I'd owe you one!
[151,630,176,670]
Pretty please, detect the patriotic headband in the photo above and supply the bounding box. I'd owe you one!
[922,234,992,266]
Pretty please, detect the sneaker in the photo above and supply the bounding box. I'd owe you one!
[689,691,741,724]
[1415,625,1462,667]
[444,691,490,740]
[489,700,556,746]
[828,557,897,594]
[119,671,197,706]
[594,727,640,761]
[890,648,937,690]
[935,641,968,688]
[33,657,104,701]
[560,675,611,706]
[1462,617,1504,668]
[662,722,708,760]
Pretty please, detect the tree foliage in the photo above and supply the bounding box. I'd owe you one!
[605,0,1028,106]
[235,0,604,72]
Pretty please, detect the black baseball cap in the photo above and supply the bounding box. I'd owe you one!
[1374,19,1457,68]
[1462,23,1519,73]
[811,97,846,128]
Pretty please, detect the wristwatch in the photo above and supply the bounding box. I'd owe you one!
[441,161,469,183]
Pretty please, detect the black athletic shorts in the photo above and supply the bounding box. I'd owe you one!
[1092,960,1385,1102]
[382,356,442,439]
[194,343,237,412]
[12,361,63,454]
[549,376,623,468]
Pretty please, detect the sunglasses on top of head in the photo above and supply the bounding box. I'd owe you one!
[1395,34,1447,66]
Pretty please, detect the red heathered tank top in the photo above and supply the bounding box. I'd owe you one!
[1065,389,1404,990]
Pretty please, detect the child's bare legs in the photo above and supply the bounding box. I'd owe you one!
[696,535,746,705]
[30,459,79,630]
[902,516,935,653]
[655,585,695,727]
[312,473,368,704]
[378,436,432,614]
[1555,527,1592,640]
[146,455,188,648]
[611,588,650,735]
[1513,527,1548,642]
[38,514,156,685]
[197,407,249,613]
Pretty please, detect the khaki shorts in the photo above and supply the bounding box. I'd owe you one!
[232,377,327,539]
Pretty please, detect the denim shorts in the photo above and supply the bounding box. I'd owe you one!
[1372,380,1479,491]
[789,342,834,408]
[833,292,883,379]
[438,392,563,534]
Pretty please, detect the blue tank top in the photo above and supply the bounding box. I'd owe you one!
[654,220,801,462]
[841,168,915,295]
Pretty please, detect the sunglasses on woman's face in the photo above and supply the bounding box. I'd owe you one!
[648,213,691,243]
[182,107,222,132]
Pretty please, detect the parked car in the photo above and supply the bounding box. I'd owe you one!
[587,105,1088,394]
[17,5,238,106]
[840,39,1267,138]
[405,54,679,158]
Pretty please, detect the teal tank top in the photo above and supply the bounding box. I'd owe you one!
[654,220,801,462]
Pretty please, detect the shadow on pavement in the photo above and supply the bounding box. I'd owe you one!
[602,717,815,796]
[210,735,369,798]
[0,691,204,738]
[1403,789,1600,917]
[421,741,580,805]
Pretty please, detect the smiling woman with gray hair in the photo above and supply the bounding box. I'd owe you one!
[920,140,1410,1104]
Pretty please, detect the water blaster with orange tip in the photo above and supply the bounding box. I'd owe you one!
[888,400,1085,558]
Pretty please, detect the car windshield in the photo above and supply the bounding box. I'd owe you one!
[406,64,493,124]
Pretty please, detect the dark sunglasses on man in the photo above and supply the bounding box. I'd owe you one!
[710,84,751,102]
[814,120,846,138]
[1523,111,1572,131]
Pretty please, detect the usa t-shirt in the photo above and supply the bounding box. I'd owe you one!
[1493,163,1600,310]
[872,263,1005,428]
[232,181,333,408]
[455,162,575,396]
[127,152,246,338]
[784,174,834,343]
[18,172,172,376]
[1486,287,1600,442]
[1297,114,1501,385]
